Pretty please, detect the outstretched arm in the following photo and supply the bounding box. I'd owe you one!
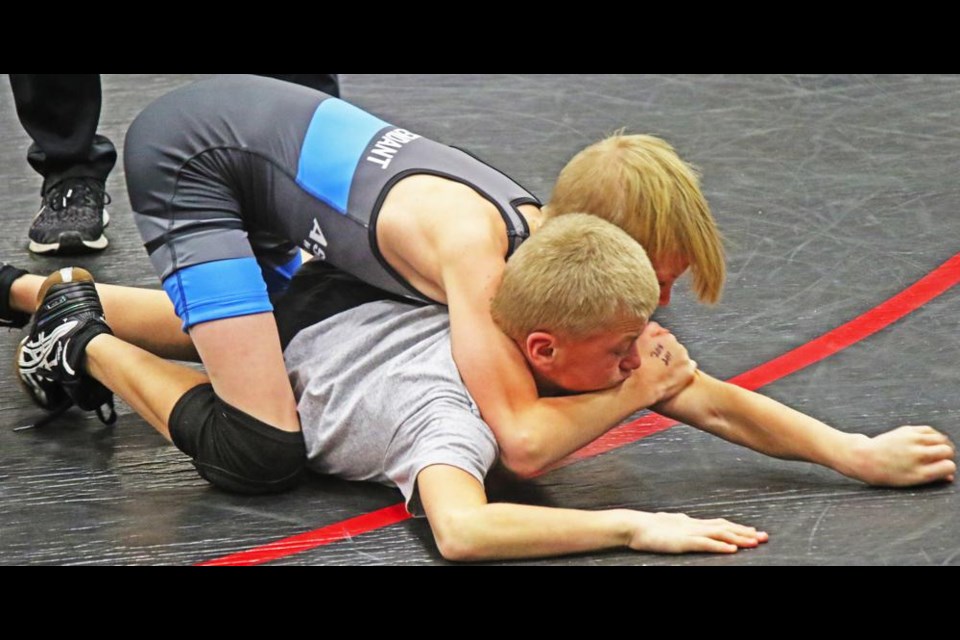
[417,464,767,562]
[652,372,957,487]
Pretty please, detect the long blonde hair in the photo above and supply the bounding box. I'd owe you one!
[547,131,725,303]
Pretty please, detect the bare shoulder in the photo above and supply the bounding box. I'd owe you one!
[379,174,508,259]
[375,175,507,301]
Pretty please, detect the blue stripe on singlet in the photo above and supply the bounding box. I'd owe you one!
[163,257,273,331]
[260,252,303,297]
[296,98,390,214]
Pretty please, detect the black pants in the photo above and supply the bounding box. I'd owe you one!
[8,74,341,193]
[9,74,116,191]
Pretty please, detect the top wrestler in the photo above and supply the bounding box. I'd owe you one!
[7,74,719,492]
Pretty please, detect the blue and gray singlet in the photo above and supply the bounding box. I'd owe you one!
[124,74,541,330]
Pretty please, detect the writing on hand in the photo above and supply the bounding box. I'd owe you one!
[650,343,672,366]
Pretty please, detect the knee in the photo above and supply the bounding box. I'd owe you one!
[169,383,306,495]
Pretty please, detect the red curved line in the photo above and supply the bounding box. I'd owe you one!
[197,252,960,566]
[195,503,410,566]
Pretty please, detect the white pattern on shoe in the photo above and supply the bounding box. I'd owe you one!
[18,321,78,375]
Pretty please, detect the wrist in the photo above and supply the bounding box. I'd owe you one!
[605,509,640,548]
[620,375,661,411]
[830,432,873,481]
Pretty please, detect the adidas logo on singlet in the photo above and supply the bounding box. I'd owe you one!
[304,218,329,259]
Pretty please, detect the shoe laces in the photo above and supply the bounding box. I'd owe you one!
[95,399,117,425]
[14,397,73,431]
[13,396,117,431]
[44,178,112,213]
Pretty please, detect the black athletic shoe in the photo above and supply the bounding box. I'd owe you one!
[0,261,30,330]
[15,267,116,429]
[28,178,111,255]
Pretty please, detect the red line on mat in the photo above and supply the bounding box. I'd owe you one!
[195,503,410,566]
[198,252,960,566]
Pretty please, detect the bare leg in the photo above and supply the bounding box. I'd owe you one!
[84,334,207,440]
[13,273,297,433]
[188,313,300,432]
[9,274,196,361]
[83,312,298,439]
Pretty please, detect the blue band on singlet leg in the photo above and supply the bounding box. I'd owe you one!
[296,98,390,214]
[163,257,274,331]
[260,252,303,297]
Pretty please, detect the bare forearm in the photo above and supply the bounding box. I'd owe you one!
[500,390,653,476]
[436,502,770,561]
[655,373,866,478]
[434,503,632,561]
[420,465,768,561]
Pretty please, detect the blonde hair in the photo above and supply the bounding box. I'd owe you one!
[491,213,659,341]
[547,132,725,303]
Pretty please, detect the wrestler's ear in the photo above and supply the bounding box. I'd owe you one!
[525,331,558,367]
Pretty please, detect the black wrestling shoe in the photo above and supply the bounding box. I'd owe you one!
[15,267,116,429]
[1,262,31,330]
[28,177,111,255]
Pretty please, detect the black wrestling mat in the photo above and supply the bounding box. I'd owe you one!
[1,74,957,565]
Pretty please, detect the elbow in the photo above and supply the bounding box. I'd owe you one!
[498,432,551,479]
[430,510,484,563]
[501,457,548,480]
[435,537,478,563]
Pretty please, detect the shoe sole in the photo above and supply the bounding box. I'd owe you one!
[38,266,97,299]
[27,210,110,255]
[28,233,109,255]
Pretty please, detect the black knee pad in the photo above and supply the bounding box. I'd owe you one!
[169,383,306,495]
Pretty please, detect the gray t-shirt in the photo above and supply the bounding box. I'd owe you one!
[284,300,499,516]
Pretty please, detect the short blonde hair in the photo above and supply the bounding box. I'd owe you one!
[547,132,725,303]
[491,213,659,341]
